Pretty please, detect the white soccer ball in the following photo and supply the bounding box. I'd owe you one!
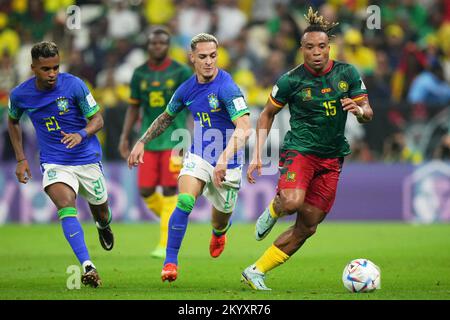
[342,258,381,293]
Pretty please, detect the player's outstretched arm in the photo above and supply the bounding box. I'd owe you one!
[247,99,283,184]
[213,114,252,187]
[128,111,175,169]
[7,116,32,184]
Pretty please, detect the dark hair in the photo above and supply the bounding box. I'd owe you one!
[302,7,339,40]
[31,41,59,60]
[148,26,171,42]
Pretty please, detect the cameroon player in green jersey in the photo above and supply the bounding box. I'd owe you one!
[241,7,374,290]
[119,27,192,258]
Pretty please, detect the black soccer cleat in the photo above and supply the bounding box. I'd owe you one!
[97,225,114,251]
[81,265,102,288]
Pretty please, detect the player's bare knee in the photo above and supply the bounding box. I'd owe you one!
[280,197,301,215]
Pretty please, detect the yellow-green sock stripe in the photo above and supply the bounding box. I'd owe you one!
[57,207,77,220]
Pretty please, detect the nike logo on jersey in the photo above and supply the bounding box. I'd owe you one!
[185,100,194,106]
[69,231,80,238]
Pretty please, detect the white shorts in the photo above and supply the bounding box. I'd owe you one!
[42,162,108,205]
[179,152,242,214]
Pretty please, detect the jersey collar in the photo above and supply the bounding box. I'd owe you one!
[303,60,334,76]
[148,58,172,71]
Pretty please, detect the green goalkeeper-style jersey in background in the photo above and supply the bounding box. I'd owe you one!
[130,59,192,151]
[270,60,368,158]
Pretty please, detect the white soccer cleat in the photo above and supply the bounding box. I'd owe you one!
[241,264,271,291]
[255,208,278,241]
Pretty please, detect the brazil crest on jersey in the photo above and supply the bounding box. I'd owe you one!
[270,60,368,158]
[166,69,250,168]
[8,73,102,165]
[129,59,192,151]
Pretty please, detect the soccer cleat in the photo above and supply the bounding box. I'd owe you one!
[255,208,278,241]
[209,234,226,258]
[161,263,178,282]
[151,246,166,259]
[97,225,114,251]
[241,265,271,291]
[81,265,102,288]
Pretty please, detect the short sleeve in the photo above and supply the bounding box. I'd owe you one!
[220,79,250,121]
[347,65,368,98]
[129,70,141,103]
[269,73,290,108]
[73,77,100,118]
[165,87,186,116]
[8,94,24,120]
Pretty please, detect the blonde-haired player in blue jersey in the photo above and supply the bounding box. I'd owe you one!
[128,33,252,283]
[7,41,114,288]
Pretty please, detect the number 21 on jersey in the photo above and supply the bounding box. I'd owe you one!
[44,116,61,131]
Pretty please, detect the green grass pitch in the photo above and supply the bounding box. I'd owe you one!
[0,222,449,300]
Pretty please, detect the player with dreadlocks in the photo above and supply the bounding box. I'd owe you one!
[241,7,374,290]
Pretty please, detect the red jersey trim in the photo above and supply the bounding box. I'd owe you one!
[148,58,172,71]
[303,60,334,77]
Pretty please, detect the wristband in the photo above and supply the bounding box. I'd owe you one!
[17,158,26,163]
[78,129,88,140]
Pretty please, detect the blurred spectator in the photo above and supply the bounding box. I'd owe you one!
[407,61,450,107]
[144,0,176,25]
[340,28,377,76]
[383,130,423,164]
[0,13,20,58]
[391,42,427,102]
[13,0,55,42]
[267,1,302,66]
[213,0,247,44]
[176,0,212,46]
[433,134,450,160]
[383,24,405,71]
[66,49,96,86]
[107,0,140,40]
[363,50,392,101]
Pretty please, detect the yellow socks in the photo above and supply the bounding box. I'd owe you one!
[255,244,290,273]
[269,199,279,219]
[158,195,177,248]
[143,192,163,217]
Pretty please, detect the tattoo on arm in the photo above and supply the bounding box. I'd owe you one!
[139,112,174,144]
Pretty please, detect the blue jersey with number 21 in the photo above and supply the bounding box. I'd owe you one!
[166,69,250,169]
[8,73,102,165]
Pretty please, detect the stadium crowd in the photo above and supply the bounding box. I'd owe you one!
[0,0,449,163]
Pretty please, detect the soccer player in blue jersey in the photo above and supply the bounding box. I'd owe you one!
[128,33,252,282]
[7,41,114,288]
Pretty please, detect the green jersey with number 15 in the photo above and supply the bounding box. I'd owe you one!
[270,60,367,158]
[129,59,192,151]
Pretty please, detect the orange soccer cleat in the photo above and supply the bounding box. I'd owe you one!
[209,234,227,258]
[161,263,178,282]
